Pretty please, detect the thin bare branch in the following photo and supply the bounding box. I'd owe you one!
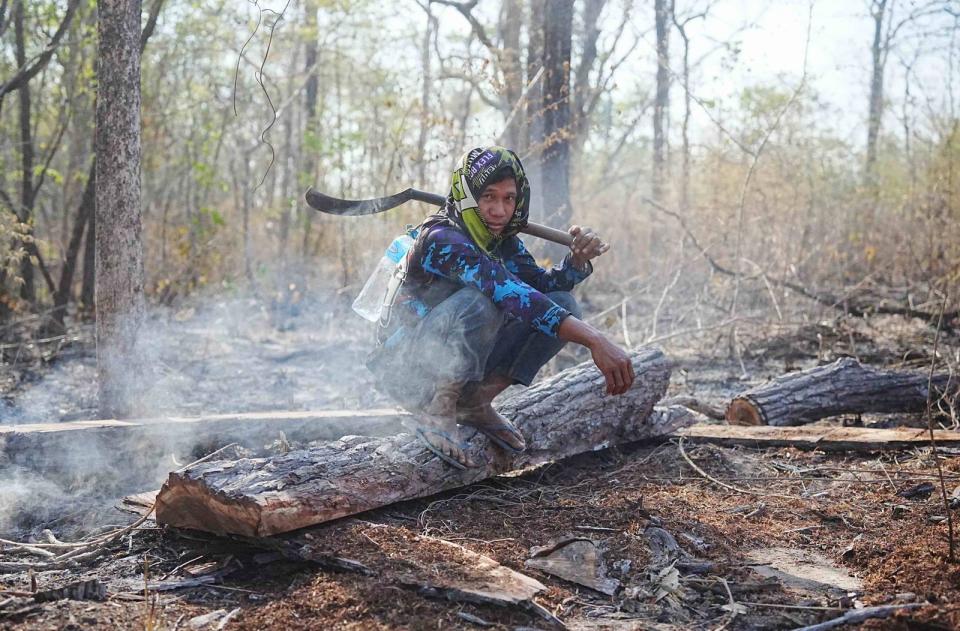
[925,290,955,561]
[0,0,81,113]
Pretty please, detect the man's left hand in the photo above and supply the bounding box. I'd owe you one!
[568,225,608,269]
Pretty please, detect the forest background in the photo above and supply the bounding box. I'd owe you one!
[1,0,959,410]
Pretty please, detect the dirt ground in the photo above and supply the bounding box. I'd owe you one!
[2,288,959,630]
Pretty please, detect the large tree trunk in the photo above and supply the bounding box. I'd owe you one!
[652,0,670,205]
[570,0,605,160]
[80,200,95,310]
[672,8,693,212]
[725,357,956,426]
[540,0,573,261]
[498,0,523,151]
[52,162,95,326]
[14,1,35,303]
[301,0,319,261]
[53,0,161,326]
[525,0,545,233]
[864,0,887,192]
[155,348,676,537]
[95,0,145,419]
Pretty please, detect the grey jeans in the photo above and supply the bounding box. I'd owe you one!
[367,287,581,409]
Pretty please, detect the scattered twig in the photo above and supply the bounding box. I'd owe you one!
[457,611,494,627]
[677,438,804,501]
[739,601,843,612]
[175,442,238,473]
[215,607,242,631]
[715,577,746,630]
[789,603,922,631]
[646,316,759,346]
[647,267,682,343]
[620,300,632,348]
[158,555,205,582]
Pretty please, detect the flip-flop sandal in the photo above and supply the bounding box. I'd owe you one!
[460,420,526,454]
[415,426,474,470]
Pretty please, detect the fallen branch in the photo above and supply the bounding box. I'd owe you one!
[790,603,922,631]
[677,438,803,501]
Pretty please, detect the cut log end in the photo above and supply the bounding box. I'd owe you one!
[155,473,263,537]
[725,397,765,426]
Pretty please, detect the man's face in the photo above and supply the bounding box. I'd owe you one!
[477,178,517,236]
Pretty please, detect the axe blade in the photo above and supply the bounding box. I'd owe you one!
[304,187,435,216]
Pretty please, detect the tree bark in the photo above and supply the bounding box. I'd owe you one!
[155,348,676,537]
[540,0,573,260]
[52,0,162,326]
[571,0,605,158]
[498,0,523,151]
[864,0,887,192]
[525,0,545,231]
[51,162,95,326]
[14,1,35,303]
[652,0,670,205]
[95,0,145,419]
[725,357,956,426]
[672,4,693,212]
[416,3,434,187]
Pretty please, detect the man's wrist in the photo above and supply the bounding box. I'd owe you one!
[568,254,591,273]
[580,324,604,350]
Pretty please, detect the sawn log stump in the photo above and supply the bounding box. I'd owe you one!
[726,357,956,426]
[155,348,675,537]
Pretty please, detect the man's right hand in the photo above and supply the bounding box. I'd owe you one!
[589,336,635,395]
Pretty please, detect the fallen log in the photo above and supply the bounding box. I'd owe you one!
[677,424,960,451]
[155,348,676,537]
[0,409,404,487]
[725,357,956,426]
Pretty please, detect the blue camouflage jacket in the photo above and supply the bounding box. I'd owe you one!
[395,224,591,338]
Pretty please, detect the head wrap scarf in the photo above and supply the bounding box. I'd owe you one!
[423,146,530,254]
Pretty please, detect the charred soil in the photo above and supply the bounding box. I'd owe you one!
[2,293,960,629]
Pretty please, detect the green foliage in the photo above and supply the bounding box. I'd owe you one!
[34,166,63,185]
[192,160,216,189]
[0,215,31,289]
[2,0,958,316]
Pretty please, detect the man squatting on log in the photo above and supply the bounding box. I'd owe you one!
[367,146,635,469]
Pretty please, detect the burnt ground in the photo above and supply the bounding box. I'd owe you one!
[1,287,960,630]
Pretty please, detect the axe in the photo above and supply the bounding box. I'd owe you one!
[304,187,577,247]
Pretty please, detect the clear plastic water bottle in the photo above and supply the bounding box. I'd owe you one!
[352,233,415,322]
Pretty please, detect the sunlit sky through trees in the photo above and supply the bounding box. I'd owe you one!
[241,0,957,154]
